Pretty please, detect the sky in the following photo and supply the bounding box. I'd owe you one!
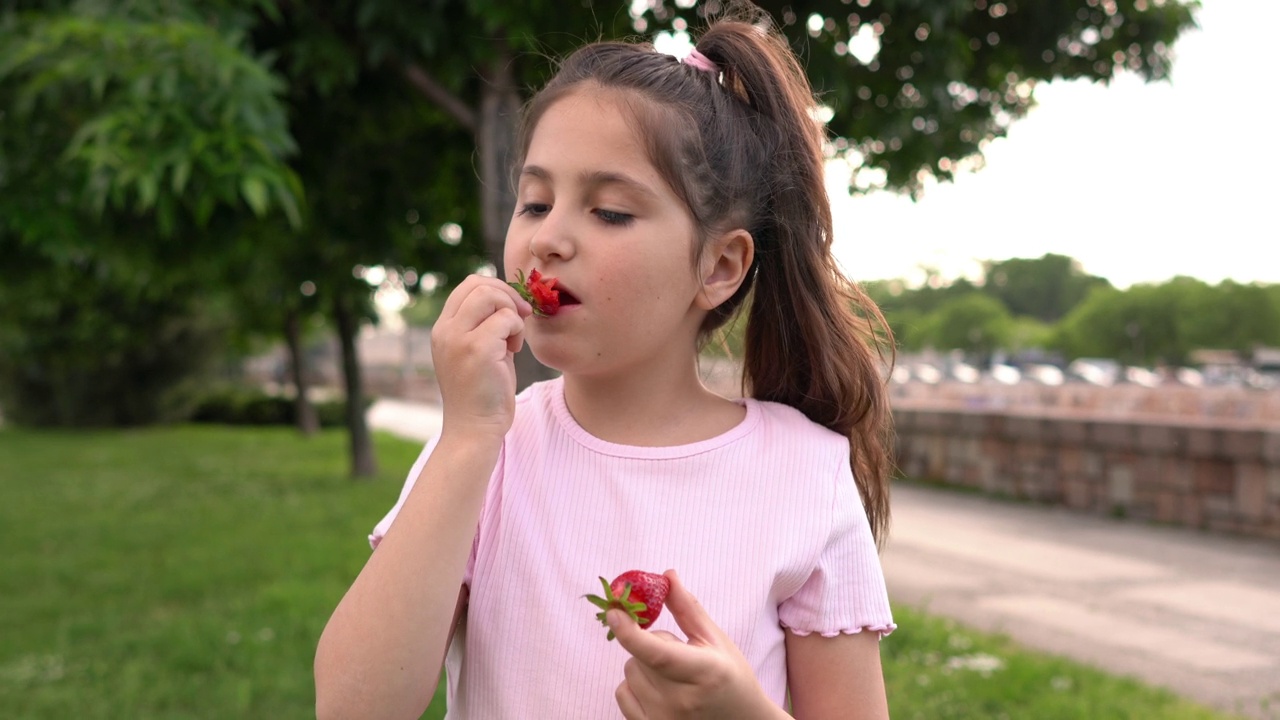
[825,0,1280,289]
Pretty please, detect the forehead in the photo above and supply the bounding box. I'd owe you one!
[523,88,662,186]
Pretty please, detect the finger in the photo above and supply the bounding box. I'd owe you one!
[473,309,526,360]
[506,328,525,356]
[623,657,661,702]
[452,286,526,334]
[615,679,647,720]
[440,275,531,322]
[661,569,727,646]
[608,609,699,679]
[437,275,488,321]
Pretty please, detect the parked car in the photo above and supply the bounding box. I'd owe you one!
[1068,358,1121,386]
[1024,364,1066,386]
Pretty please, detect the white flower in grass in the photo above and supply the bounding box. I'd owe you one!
[945,653,1005,676]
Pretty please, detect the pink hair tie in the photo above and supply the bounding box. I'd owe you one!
[683,48,718,74]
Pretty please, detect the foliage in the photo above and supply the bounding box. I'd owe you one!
[0,4,301,239]
[0,0,1201,452]
[188,385,363,428]
[981,254,1111,323]
[1054,277,1280,365]
[911,291,1014,355]
[866,256,1277,364]
[717,0,1198,195]
[0,249,232,426]
[0,1,303,428]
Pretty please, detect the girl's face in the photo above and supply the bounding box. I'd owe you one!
[504,87,707,379]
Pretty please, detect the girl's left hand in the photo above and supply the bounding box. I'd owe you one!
[607,570,781,720]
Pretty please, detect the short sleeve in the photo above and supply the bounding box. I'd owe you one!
[367,434,483,586]
[777,466,896,639]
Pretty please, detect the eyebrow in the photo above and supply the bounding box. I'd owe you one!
[520,165,660,202]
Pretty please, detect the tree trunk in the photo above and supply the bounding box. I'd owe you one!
[478,44,555,391]
[284,308,319,436]
[332,294,377,479]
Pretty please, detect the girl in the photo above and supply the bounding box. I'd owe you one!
[315,7,896,719]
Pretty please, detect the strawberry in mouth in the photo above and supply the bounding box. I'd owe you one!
[509,268,560,317]
[509,268,579,316]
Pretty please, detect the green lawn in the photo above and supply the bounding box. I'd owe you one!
[0,426,1237,719]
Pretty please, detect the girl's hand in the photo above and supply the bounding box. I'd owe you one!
[430,274,533,442]
[608,571,783,720]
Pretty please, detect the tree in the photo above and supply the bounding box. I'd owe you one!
[1050,277,1280,365]
[0,1,483,475]
[913,292,1014,356]
[866,274,993,350]
[303,0,1196,384]
[0,2,303,425]
[1177,280,1280,355]
[2,0,1201,470]
[725,0,1197,195]
[982,253,1111,322]
[247,14,486,475]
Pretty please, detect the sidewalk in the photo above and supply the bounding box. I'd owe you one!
[367,397,1280,719]
[885,483,1280,719]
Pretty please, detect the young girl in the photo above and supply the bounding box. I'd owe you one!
[315,8,896,719]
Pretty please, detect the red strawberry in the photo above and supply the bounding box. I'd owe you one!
[509,268,560,316]
[585,570,671,641]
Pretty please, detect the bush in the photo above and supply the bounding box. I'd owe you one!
[189,385,357,428]
[0,256,230,427]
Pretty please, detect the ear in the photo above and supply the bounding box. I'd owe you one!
[695,228,754,312]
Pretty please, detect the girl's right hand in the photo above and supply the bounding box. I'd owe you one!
[430,274,534,442]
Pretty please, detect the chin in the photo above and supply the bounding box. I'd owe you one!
[525,339,570,374]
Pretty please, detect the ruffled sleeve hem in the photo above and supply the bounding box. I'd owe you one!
[779,620,897,640]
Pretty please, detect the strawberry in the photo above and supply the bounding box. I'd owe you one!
[585,570,671,641]
[508,268,560,317]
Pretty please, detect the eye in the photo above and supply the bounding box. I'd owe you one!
[517,203,550,218]
[595,209,634,226]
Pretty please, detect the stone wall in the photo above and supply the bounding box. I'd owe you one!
[893,406,1280,541]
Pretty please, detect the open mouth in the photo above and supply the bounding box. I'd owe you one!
[555,284,581,307]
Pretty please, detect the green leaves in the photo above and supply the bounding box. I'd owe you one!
[643,0,1199,197]
[0,11,302,235]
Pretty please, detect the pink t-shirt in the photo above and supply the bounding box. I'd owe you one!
[370,377,894,718]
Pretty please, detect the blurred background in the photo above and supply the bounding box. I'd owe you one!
[2,0,1277,718]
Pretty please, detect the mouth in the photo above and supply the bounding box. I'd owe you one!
[553,282,581,307]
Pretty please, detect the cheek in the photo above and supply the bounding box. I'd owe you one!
[501,241,522,277]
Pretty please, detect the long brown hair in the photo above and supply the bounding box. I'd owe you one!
[512,5,896,545]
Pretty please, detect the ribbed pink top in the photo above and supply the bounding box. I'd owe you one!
[370,377,894,718]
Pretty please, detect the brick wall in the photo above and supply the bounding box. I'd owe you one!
[893,406,1280,541]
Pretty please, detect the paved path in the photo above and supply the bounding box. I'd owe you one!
[368,398,1280,719]
[885,484,1280,719]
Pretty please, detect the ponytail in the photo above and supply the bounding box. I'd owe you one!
[512,4,896,546]
[696,14,895,546]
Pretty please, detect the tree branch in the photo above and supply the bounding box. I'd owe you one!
[403,62,476,134]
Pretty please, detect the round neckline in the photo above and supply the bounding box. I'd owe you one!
[547,376,760,459]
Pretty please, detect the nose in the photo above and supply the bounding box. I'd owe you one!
[526,205,576,263]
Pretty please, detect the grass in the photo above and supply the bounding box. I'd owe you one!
[882,606,1236,719]
[0,425,1239,719]
[0,425,446,719]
